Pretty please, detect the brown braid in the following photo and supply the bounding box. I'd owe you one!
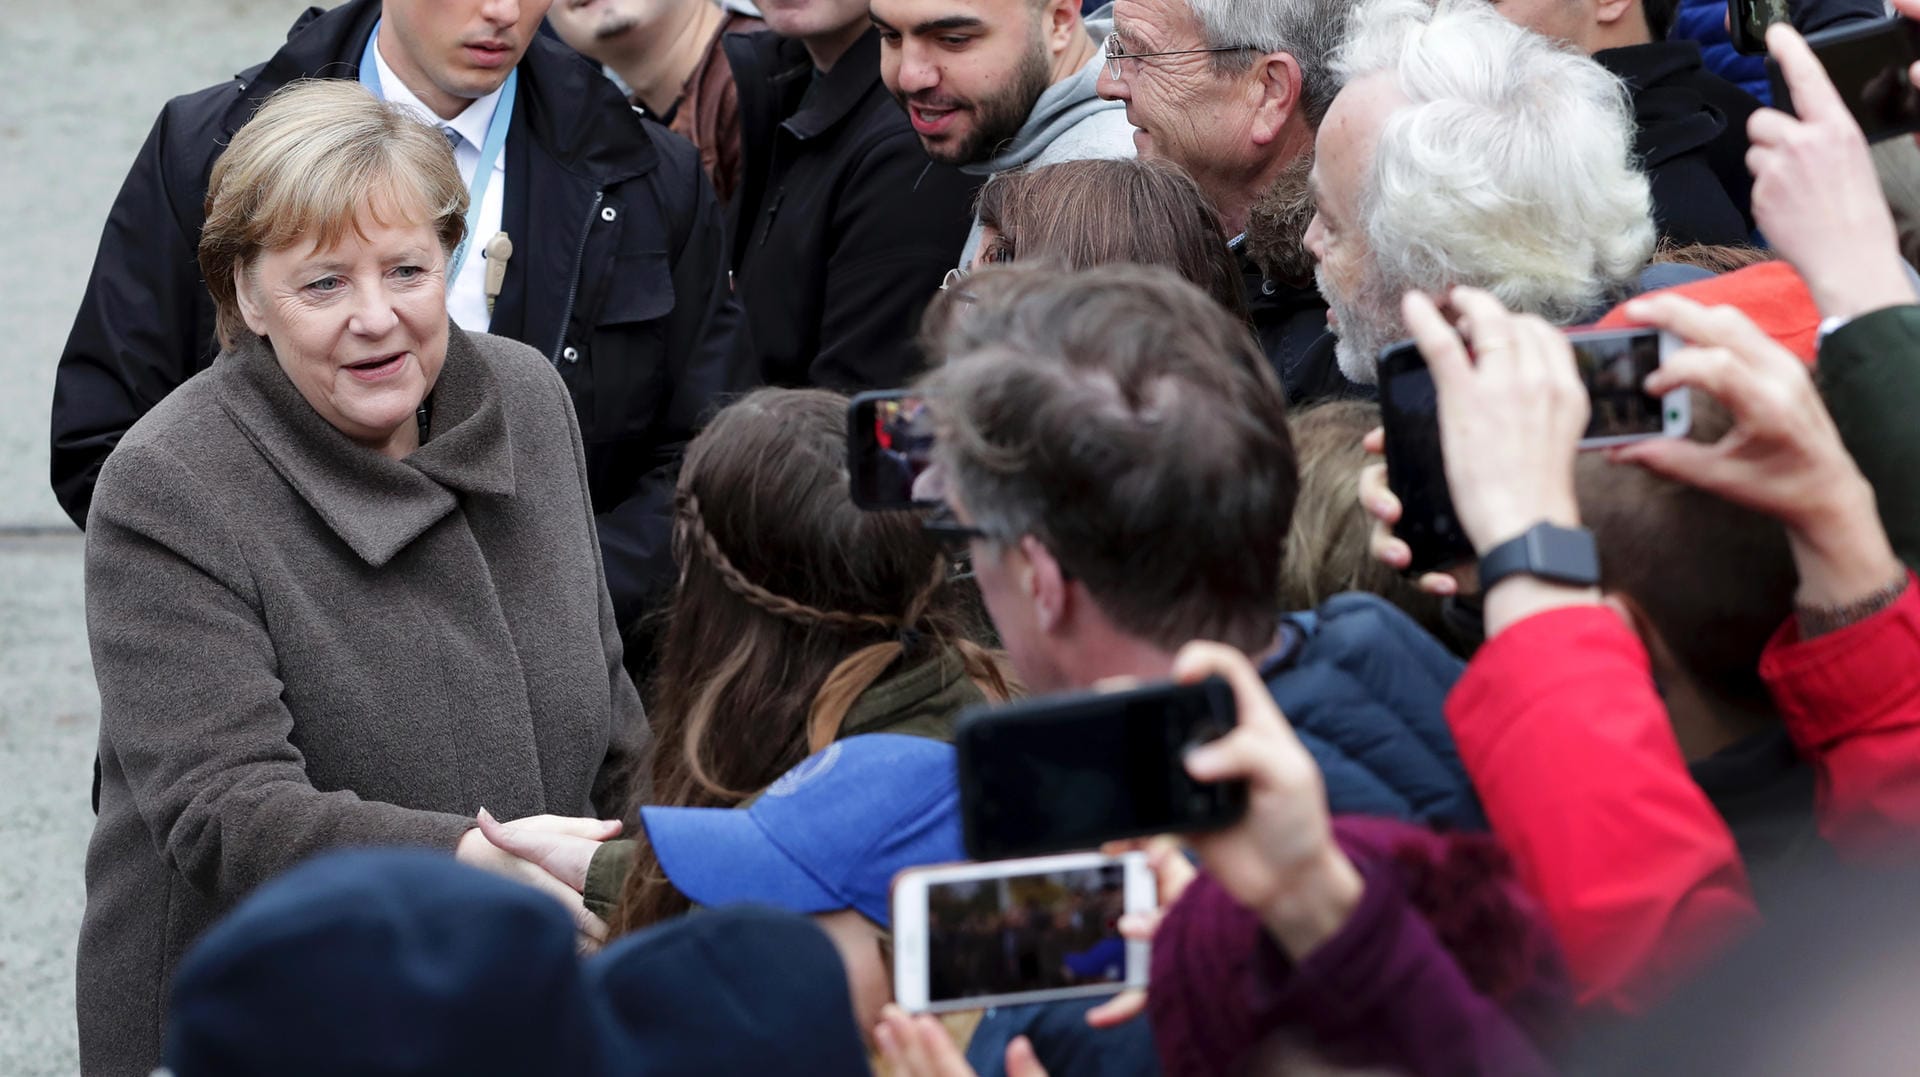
[680,493,906,635]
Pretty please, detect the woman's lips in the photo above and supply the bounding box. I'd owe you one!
[344,353,408,382]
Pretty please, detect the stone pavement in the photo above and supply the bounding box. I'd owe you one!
[1,2,293,1071]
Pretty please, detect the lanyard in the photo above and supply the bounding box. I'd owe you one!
[358,21,516,286]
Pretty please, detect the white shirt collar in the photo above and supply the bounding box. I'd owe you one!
[372,36,505,155]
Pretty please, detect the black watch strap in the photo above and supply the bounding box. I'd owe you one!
[1478,523,1600,592]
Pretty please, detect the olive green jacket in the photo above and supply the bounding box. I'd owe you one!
[1819,305,1920,571]
[584,648,987,917]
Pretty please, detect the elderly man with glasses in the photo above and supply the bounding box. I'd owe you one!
[1097,0,1360,403]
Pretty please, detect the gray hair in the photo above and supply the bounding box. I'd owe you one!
[917,263,1298,655]
[1187,0,1356,126]
[1335,0,1656,325]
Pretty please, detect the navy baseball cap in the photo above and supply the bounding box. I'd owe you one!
[641,734,963,927]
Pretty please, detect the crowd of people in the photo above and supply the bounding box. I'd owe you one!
[46,0,1920,1072]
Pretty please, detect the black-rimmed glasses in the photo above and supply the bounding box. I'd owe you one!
[1102,31,1255,80]
[922,503,990,552]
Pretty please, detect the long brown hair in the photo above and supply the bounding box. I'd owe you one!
[612,389,1014,935]
[974,158,1250,322]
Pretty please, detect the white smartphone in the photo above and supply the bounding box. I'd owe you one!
[1566,327,1691,449]
[890,851,1156,1015]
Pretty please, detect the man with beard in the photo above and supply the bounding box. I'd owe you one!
[1303,0,1658,387]
[728,0,980,389]
[870,0,1136,266]
[548,0,766,202]
[1095,0,1353,400]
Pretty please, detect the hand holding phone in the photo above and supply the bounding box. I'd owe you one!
[1171,641,1364,958]
[955,678,1247,861]
[890,851,1157,1014]
[1751,21,1920,323]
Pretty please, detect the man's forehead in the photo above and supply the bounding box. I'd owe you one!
[1112,0,1191,45]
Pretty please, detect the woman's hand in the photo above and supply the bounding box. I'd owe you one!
[1611,293,1904,611]
[455,812,621,944]
[473,807,619,893]
[1746,22,1917,321]
[875,1007,1049,1077]
[1174,642,1364,960]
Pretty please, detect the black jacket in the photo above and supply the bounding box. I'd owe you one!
[50,0,751,630]
[1237,244,1344,405]
[1597,41,1760,246]
[726,28,978,391]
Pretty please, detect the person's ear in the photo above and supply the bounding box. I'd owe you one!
[1595,0,1636,28]
[1602,590,1678,676]
[1250,51,1303,146]
[234,263,270,338]
[1045,0,1081,53]
[1020,535,1070,634]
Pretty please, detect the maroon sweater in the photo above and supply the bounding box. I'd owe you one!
[1147,817,1571,1077]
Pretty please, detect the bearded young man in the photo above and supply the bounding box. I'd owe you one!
[870,0,1137,265]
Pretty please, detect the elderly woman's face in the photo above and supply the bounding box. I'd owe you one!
[237,215,449,458]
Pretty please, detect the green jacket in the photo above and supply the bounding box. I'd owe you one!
[1819,305,1920,571]
[583,648,989,918]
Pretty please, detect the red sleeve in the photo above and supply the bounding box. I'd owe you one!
[1446,606,1759,1014]
[1761,572,1920,855]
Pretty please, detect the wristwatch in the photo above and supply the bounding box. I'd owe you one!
[1477,523,1600,592]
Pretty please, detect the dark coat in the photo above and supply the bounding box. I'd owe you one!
[1596,42,1757,247]
[78,327,650,1076]
[1266,594,1485,830]
[726,28,980,391]
[49,0,752,629]
[1239,243,1337,402]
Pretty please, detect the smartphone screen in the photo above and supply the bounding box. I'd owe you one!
[1730,0,1790,55]
[1378,342,1475,576]
[847,390,939,510]
[1567,329,1667,444]
[925,861,1132,1006]
[1771,17,1920,142]
[956,678,1245,861]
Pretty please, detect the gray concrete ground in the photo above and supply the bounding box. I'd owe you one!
[1,2,294,1070]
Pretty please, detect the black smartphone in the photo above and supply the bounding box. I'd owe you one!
[1377,341,1476,576]
[1730,0,1790,55]
[1770,16,1920,142]
[954,677,1247,861]
[847,389,939,510]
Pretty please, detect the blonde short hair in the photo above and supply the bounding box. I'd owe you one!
[199,80,468,348]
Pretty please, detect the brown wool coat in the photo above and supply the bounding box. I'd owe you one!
[75,327,650,1075]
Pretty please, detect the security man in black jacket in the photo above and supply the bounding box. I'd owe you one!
[50,0,751,634]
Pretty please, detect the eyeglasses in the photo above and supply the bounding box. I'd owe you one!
[1102,31,1256,81]
[922,503,990,552]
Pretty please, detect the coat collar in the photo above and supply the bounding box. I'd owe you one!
[729,27,887,143]
[214,326,517,567]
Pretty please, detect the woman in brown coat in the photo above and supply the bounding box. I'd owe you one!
[75,81,648,1075]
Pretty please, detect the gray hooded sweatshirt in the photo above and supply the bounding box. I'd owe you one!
[956,8,1137,265]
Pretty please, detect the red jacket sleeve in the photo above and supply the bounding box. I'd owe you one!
[1761,572,1920,854]
[1446,606,1759,1014]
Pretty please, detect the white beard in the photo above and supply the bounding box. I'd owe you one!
[1315,262,1403,387]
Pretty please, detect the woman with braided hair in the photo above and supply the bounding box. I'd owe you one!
[481,387,1017,937]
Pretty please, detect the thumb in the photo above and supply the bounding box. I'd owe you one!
[1006,1036,1051,1077]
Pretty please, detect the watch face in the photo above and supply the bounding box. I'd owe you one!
[1530,525,1601,585]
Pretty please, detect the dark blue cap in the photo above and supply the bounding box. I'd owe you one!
[163,850,874,1076]
[641,734,963,927]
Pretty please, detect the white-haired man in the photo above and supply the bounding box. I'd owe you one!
[1304,0,1662,386]
[1094,0,1357,399]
